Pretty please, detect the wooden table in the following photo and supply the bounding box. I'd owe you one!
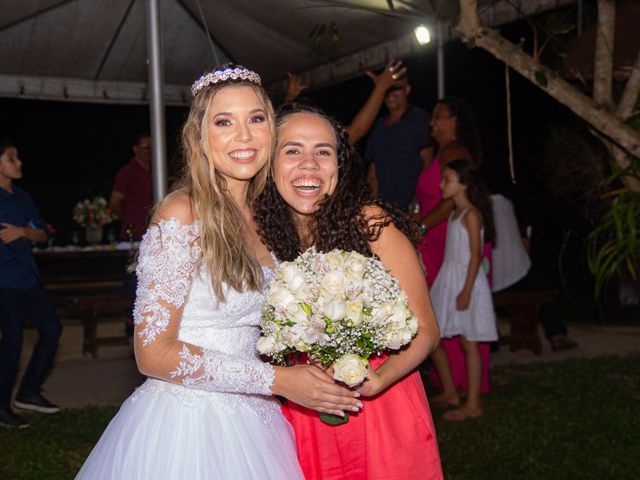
[35,247,136,357]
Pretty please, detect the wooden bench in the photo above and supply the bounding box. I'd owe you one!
[492,290,558,355]
[65,294,134,358]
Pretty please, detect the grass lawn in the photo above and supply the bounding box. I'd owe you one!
[1,354,639,480]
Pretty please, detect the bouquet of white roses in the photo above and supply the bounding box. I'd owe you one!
[72,196,116,227]
[258,247,418,402]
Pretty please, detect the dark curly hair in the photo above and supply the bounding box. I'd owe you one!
[445,159,496,245]
[437,97,482,165]
[254,103,418,261]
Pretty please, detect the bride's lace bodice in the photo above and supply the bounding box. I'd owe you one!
[132,217,277,404]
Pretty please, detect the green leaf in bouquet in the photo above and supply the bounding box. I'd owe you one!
[320,412,349,426]
[300,302,312,314]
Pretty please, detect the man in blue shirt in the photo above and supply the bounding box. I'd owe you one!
[365,76,431,210]
[0,140,62,428]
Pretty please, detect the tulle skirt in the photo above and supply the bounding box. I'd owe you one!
[75,379,303,480]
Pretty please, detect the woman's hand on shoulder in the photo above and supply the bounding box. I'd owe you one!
[271,365,362,417]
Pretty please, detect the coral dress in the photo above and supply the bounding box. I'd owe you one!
[282,355,442,480]
[415,157,492,393]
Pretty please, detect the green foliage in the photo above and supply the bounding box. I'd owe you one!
[587,181,640,301]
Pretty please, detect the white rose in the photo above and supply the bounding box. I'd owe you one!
[333,354,369,387]
[280,263,307,295]
[323,299,347,322]
[324,251,345,270]
[320,271,346,297]
[388,305,407,328]
[344,253,366,283]
[256,336,276,355]
[346,300,364,325]
[267,284,296,310]
[386,329,406,350]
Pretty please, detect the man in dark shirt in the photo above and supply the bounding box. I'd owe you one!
[365,76,431,210]
[0,141,62,428]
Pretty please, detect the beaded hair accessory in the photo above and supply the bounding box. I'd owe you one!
[191,66,262,96]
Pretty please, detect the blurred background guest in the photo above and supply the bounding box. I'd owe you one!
[108,131,152,242]
[491,193,578,351]
[364,72,431,210]
[0,140,61,428]
[412,98,492,397]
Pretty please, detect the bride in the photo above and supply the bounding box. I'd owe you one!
[75,65,361,479]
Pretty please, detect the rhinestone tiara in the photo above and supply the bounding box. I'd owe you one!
[191,66,262,96]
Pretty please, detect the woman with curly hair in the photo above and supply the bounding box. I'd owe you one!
[255,103,443,480]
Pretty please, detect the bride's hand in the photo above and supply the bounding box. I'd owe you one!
[271,365,362,417]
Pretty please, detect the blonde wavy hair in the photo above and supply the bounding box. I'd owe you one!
[177,78,275,300]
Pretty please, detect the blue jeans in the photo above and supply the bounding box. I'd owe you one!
[0,285,62,409]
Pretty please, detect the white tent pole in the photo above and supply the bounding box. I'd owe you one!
[146,0,167,203]
[437,22,445,99]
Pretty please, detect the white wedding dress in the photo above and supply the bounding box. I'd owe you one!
[75,218,303,480]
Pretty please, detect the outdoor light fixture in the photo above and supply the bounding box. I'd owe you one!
[414,25,431,45]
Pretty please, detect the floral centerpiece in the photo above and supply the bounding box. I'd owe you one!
[72,196,116,244]
[73,196,115,227]
[257,247,418,424]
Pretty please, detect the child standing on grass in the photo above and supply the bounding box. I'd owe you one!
[429,158,497,421]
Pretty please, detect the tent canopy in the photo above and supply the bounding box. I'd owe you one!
[0,0,575,105]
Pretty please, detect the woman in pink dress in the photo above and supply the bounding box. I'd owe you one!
[414,98,492,407]
[256,103,443,480]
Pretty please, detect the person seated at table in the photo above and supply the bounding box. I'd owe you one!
[0,139,62,428]
[491,193,578,351]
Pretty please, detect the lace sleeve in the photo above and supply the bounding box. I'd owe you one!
[133,217,274,395]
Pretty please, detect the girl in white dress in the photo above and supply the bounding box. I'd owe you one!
[429,158,497,421]
[75,65,362,480]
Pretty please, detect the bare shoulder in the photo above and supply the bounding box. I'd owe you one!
[461,207,482,228]
[361,204,409,257]
[155,190,195,225]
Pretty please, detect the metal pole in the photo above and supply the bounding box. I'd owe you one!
[577,0,583,35]
[146,0,167,203]
[437,22,445,99]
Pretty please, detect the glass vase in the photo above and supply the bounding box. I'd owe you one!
[85,225,103,245]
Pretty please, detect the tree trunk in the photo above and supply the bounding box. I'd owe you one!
[457,0,640,191]
[593,0,615,109]
[616,49,640,120]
